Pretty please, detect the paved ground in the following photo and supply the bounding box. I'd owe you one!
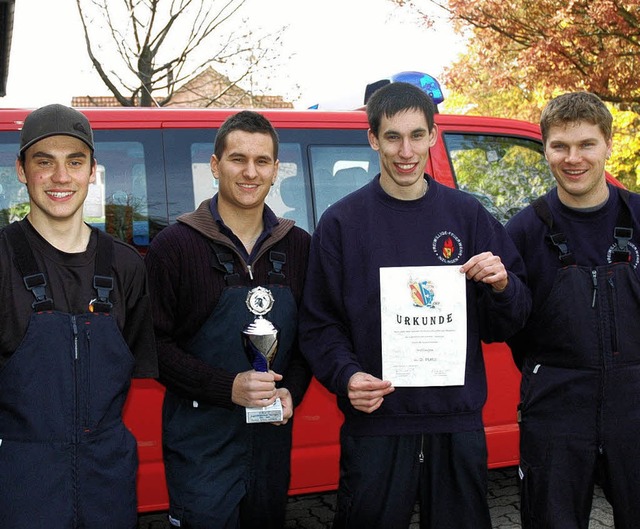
[482,467,613,529]
[138,466,614,528]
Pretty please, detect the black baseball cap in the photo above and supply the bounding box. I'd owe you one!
[19,104,94,155]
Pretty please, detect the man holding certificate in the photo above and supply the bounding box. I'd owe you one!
[299,82,531,529]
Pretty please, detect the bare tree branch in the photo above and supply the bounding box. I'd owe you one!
[75,0,295,106]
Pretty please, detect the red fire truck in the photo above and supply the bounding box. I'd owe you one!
[0,75,614,512]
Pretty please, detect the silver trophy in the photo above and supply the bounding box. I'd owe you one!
[242,287,284,423]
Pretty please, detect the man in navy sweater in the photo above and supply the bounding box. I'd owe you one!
[506,92,640,529]
[299,82,531,528]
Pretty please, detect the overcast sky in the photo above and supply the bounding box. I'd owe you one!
[1,0,466,110]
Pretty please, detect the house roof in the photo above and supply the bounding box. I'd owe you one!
[0,0,15,97]
[73,67,293,109]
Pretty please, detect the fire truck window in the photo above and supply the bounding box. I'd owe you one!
[309,146,379,223]
[0,128,166,251]
[90,141,150,248]
[190,142,309,232]
[444,133,555,224]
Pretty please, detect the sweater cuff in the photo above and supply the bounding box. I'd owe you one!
[202,370,237,409]
[337,364,362,397]
[489,271,517,301]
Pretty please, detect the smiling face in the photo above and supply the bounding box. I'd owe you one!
[16,135,96,227]
[544,120,612,208]
[368,108,437,200]
[210,130,279,215]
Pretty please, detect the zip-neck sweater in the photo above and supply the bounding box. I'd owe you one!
[145,198,312,408]
[299,175,531,436]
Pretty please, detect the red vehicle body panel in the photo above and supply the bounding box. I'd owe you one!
[0,106,620,513]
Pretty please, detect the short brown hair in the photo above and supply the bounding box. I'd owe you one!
[213,110,278,160]
[540,92,612,144]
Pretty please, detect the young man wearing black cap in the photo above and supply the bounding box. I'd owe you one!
[0,104,157,528]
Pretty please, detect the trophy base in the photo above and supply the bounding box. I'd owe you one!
[245,397,283,423]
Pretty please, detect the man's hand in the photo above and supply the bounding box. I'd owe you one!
[460,251,509,292]
[232,370,282,408]
[270,387,293,426]
[347,372,394,413]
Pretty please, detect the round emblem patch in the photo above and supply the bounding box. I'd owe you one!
[432,231,464,264]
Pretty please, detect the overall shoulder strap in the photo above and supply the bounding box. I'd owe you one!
[209,241,241,286]
[4,222,54,311]
[90,229,115,313]
[267,246,287,285]
[532,197,576,266]
[611,188,633,263]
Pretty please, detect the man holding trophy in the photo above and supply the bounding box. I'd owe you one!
[145,111,311,528]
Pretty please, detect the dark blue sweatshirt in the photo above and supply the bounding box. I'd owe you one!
[299,175,531,436]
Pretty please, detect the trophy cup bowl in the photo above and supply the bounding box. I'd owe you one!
[242,316,279,373]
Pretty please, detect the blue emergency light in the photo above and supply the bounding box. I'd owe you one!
[363,71,445,107]
[308,72,445,109]
[390,71,444,105]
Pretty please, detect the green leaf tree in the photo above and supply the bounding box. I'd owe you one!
[390,0,640,190]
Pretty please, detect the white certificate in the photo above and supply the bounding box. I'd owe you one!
[380,265,467,387]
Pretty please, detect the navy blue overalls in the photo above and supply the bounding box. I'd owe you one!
[518,191,640,529]
[0,223,137,528]
[162,244,296,529]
